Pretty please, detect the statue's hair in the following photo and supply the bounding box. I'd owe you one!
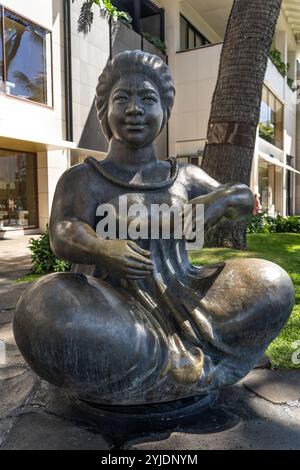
[95,50,175,141]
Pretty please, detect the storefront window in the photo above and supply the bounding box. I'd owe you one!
[259,85,284,150]
[0,8,52,105]
[0,150,38,229]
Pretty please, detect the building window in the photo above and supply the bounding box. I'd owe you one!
[113,0,164,40]
[0,6,52,106]
[0,149,38,229]
[259,85,283,150]
[180,15,210,51]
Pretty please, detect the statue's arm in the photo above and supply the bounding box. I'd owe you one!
[184,164,254,229]
[49,164,104,265]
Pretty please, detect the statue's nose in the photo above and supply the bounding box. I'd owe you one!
[125,99,144,116]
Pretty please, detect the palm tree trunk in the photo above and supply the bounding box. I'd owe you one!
[201,0,282,250]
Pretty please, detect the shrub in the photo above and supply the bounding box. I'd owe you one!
[271,215,300,233]
[269,48,289,77]
[247,213,300,234]
[246,212,271,234]
[29,228,71,274]
[141,31,167,55]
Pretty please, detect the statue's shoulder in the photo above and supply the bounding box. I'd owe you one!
[58,160,92,188]
[175,161,219,195]
[176,161,208,180]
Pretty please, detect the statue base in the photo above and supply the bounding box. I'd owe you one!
[68,391,219,434]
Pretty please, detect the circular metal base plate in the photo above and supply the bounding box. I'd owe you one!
[71,391,219,424]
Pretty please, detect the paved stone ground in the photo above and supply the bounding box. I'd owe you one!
[1,236,300,450]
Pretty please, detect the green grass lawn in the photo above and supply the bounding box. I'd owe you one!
[189,233,300,370]
[14,274,43,284]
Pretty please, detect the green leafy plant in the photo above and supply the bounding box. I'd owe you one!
[269,48,289,77]
[73,0,132,35]
[247,213,300,234]
[142,31,167,55]
[269,49,299,92]
[246,212,271,234]
[28,228,71,274]
[259,121,275,144]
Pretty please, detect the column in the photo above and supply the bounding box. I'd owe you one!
[37,149,69,232]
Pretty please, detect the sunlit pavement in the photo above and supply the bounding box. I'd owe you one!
[0,236,300,450]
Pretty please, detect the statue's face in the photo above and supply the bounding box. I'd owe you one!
[108,74,164,148]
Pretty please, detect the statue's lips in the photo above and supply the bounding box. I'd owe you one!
[124,122,146,131]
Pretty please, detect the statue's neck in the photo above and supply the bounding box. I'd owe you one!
[104,138,158,173]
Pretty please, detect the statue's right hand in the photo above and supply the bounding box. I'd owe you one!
[98,239,153,280]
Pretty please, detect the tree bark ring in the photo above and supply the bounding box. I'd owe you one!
[207,122,257,148]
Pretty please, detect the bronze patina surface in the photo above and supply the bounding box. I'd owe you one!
[13,51,294,406]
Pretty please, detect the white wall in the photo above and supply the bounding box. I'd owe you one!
[172,44,222,156]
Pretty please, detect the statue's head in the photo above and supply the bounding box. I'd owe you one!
[96,50,175,148]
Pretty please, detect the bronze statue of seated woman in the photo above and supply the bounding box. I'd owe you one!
[14,51,294,407]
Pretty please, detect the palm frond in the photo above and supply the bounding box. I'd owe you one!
[72,0,132,35]
[77,0,95,34]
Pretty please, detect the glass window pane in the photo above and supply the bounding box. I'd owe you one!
[269,92,276,125]
[180,15,188,51]
[259,85,283,149]
[4,9,52,105]
[260,86,270,124]
[195,34,204,48]
[188,28,194,49]
[0,150,38,228]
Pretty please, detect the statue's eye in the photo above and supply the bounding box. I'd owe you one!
[114,96,127,103]
[143,96,157,103]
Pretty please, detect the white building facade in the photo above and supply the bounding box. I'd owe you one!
[0,0,299,238]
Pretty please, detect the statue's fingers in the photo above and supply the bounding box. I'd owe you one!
[126,258,153,271]
[128,241,151,257]
[125,268,152,279]
[127,251,153,266]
